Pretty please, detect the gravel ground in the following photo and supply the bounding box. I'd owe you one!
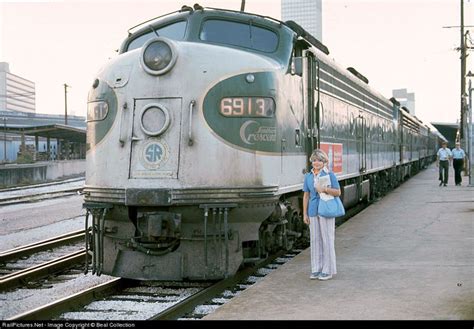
[60,287,202,321]
[0,207,85,251]
[0,179,114,321]
[0,272,115,320]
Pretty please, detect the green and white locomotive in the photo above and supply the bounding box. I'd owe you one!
[84,5,439,280]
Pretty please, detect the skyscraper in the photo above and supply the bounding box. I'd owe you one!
[0,62,36,114]
[281,0,322,41]
[392,88,416,116]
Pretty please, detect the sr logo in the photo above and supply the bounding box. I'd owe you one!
[146,144,163,162]
[140,139,169,169]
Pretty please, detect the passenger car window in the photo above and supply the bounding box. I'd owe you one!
[200,19,278,53]
[127,21,186,51]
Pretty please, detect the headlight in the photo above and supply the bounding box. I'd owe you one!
[140,37,177,75]
[87,101,109,122]
[140,103,171,136]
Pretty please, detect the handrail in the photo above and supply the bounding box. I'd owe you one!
[118,102,128,147]
[188,100,195,146]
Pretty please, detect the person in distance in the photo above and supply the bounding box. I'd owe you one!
[436,141,452,187]
[451,142,466,186]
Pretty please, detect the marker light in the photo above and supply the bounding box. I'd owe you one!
[140,38,177,75]
[87,101,109,122]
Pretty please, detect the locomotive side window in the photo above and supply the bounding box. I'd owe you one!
[127,21,187,52]
[200,19,278,53]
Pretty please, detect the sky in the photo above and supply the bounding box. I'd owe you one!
[0,0,472,125]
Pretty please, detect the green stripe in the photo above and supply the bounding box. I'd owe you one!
[86,80,118,150]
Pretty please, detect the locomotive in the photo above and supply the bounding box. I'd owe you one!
[84,5,441,280]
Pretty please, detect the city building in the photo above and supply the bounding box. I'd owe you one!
[392,88,415,116]
[0,62,36,114]
[281,0,322,41]
[0,62,85,164]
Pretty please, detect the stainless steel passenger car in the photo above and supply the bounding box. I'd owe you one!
[84,5,439,280]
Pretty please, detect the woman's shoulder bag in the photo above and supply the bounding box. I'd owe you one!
[318,196,345,218]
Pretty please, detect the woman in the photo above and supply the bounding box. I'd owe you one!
[302,149,341,281]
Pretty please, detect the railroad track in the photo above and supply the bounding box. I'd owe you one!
[0,178,85,206]
[0,249,86,292]
[153,250,293,320]
[0,230,87,292]
[0,188,83,206]
[0,177,84,193]
[8,250,302,321]
[0,229,85,263]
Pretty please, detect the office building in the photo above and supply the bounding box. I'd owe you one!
[0,62,35,114]
[281,0,322,41]
[392,88,415,116]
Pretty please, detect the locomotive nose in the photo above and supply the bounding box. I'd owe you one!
[140,37,178,76]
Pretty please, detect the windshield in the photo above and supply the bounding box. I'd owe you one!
[127,21,187,52]
[199,19,278,53]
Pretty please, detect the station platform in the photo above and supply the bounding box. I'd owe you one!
[204,165,474,320]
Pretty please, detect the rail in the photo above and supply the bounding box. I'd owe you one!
[0,249,86,292]
[151,250,286,320]
[0,229,85,263]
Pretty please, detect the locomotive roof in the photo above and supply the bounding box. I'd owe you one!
[127,6,286,36]
[122,6,430,130]
[308,41,434,131]
[120,6,295,58]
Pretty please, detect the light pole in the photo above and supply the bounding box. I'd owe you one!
[460,0,466,143]
[467,73,474,186]
[3,117,6,163]
[64,83,70,125]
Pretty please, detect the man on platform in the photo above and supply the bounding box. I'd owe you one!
[436,141,452,187]
[451,142,466,186]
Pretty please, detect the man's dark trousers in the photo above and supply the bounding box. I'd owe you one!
[453,159,464,185]
[439,160,449,185]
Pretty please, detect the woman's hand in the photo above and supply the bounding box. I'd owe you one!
[316,185,327,194]
[303,215,310,225]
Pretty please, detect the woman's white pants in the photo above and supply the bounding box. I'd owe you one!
[309,216,337,275]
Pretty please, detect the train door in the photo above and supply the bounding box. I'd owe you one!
[356,113,367,172]
[398,115,404,163]
[409,132,413,161]
[129,98,182,179]
[303,51,319,160]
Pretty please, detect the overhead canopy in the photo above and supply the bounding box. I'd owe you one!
[431,122,458,147]
[0,124,86,143]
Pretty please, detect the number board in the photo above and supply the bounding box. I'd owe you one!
[220,97,275,118]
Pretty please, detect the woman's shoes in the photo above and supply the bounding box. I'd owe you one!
[317,273,333,281]
[309,272,321,279]
[310,272,333,280]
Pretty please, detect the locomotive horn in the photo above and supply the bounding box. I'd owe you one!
[180,5,193,12]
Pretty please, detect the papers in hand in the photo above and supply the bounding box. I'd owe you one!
[319,192,334,201]
[316,175,334,201]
